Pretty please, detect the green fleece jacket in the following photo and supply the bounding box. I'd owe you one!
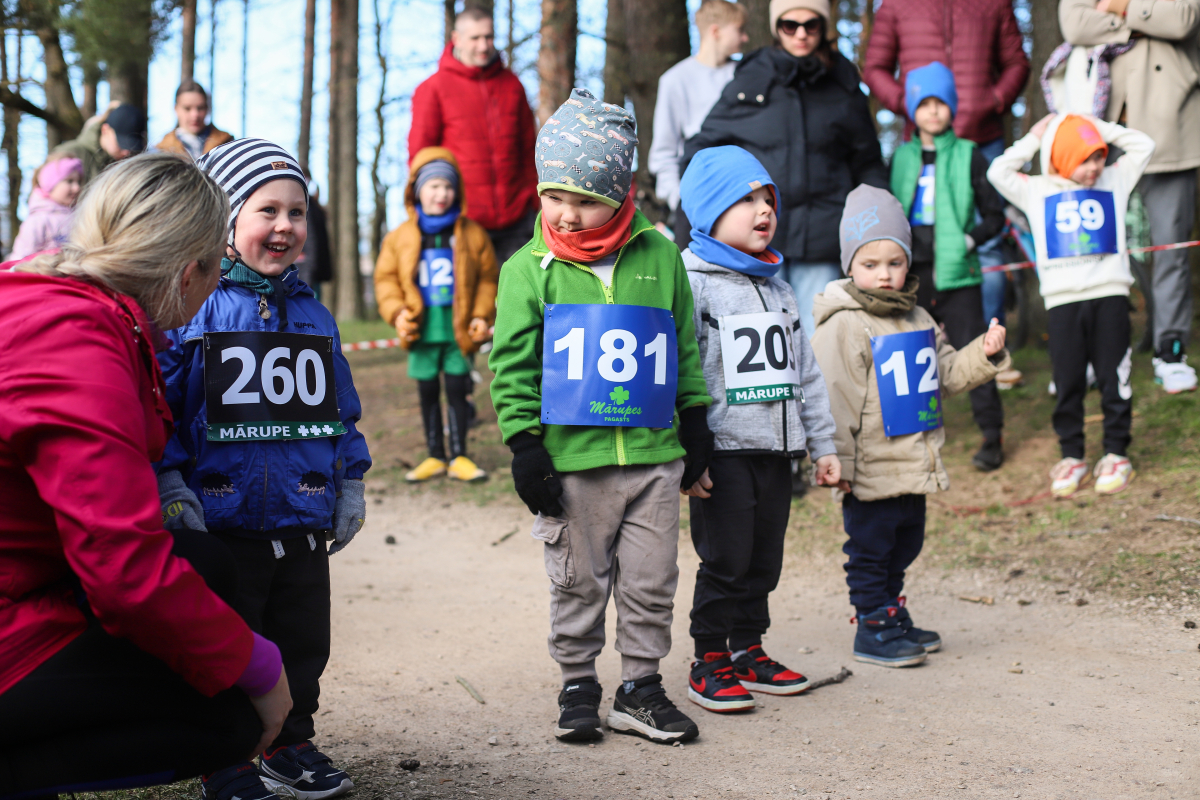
[489,209,711,473]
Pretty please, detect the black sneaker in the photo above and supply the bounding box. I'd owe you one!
[259,741,353,800]
[853,605,927,668]
[555,678,604,741]
[732,645,811,695]
[607,674,699,743]
[687,652,755,713]
[972,437,1004,472]
[200,763,276,800]
[894,596,942,652]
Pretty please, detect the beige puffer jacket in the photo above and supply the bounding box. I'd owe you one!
[810,279,1011,502]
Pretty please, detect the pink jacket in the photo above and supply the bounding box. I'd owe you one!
[10,192,73,261]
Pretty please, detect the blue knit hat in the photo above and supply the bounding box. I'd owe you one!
[536,88,638,208]
[905,61,958,123]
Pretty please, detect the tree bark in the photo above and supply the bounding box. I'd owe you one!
[82,58,99,119]
[536,0,576,126]
[1,32,20,253]
[740,0,771,52]
[369,0,389,274]
[602,0,627,105]
[33,24,82,146]
[331,0,362,320]
[297,0,316,173]
[1025,0,1061,141]
[444,0,454,45]
[621,0,689,208]
[181,0,197,84]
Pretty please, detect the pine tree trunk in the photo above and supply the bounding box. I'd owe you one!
[444,0,454,45]
[740,0,771,52]
[34,25,82,145]
[331,0,362,320]
[1,32,19,254]
[1026,0,1061,137]
[326,0,341,313]
[536,0,576,126]
[181,0,197,84]
[298,0,316,172]
[369,0,389,273]
[82,58,99,119]
[602,0,627,105]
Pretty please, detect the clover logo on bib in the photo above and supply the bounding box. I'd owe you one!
[610,386,630,406]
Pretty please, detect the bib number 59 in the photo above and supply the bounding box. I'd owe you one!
[221,346,327,406]
[554,327,670,384]
[1055,198,1106,234]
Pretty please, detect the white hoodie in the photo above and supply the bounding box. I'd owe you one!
[987,115,1155,310]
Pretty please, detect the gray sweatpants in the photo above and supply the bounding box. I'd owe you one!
[1138,169,1197,351]
[531,459,686,684]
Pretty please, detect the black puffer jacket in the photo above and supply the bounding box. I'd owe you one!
[684,47,888,264]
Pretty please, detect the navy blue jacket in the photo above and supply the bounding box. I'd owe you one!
[157,270,371,538]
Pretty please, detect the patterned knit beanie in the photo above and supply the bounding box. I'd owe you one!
[839,184,912,275]
[536,87,638,208]
[197,138,309,245]
[414,159,459,195]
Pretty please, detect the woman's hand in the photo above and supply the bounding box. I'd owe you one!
[682,468,712,498]
[1029,113,1055,140]
[468,317,490,343]
[983,318,1007,357]
[813,454,842,487]
[247,668,292,759]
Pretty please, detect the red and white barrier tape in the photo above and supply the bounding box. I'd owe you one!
[981,239,1200,274]
[342,337,403,353]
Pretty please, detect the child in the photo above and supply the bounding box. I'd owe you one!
[678,145,841,712]
[988,114,1155,498]
[489,88,712,744]
[10,156,82,260]
[891,61,1009,473]
[156,139,371,800]
[375,146,497,483]
[810,185,1008,667]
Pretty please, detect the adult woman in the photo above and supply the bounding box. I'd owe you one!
[0,154,290,797]
[155,81,234,160]
[685,0,888,336]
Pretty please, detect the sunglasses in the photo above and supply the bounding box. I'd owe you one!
[776,17,822,37]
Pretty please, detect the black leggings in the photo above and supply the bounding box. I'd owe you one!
[418,372,472,460]
[0,530,261,798]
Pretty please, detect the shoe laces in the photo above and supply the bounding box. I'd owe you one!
[561,684,602,708]
[632,682,678,712]
[1050,457,1086,480]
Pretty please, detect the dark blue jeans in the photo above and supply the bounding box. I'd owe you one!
[842,493,926,613]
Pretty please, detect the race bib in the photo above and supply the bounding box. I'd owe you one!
[203,331,345,441]
[541,304,678,428]
[718,311,802,405]
[870,328,943,437]
[1044,189,1117,259]
[418,246,455,307]
[909,163,935,226]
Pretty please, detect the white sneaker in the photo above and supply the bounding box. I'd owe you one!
[1050,457,1089,498]
[1093,453,1134,495]
[1153,356,1198,394]
[996,368,1024,390]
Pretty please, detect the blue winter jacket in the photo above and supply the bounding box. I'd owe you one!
[157,270,371,538]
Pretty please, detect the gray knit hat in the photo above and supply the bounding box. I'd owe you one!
[414,159,458,196]
[197,138,309,245]
[536,87,638,208]
[838,184,913,275]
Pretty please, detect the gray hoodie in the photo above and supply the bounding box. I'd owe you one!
[684,248,837,459]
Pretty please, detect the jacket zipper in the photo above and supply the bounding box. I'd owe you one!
[261,461,269,531]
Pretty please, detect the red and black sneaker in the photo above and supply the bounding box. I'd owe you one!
[732,645,811,695]
[687,652,756,712]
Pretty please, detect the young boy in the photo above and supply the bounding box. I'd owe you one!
[891,61,1010,473]
[156,139,371,800]
[375,146,498,483]
[811,185,1008,668]
[988,114,1155,498]
[489,88,713,744]
[676,145,841,712]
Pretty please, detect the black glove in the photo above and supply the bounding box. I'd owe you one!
[509,431,565,517]
[677,405,714,490]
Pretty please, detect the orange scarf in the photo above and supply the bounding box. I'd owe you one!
[540,196,636,263]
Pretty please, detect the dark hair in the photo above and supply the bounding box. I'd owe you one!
[773,14,833,67]
[455,6,492,26]
[175,80,210,103]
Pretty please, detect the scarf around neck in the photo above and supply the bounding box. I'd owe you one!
[844,273,920,317]
[688,231,783,278]
[417,205,461,235]
[540,195,635,263]
[222,257,298,327]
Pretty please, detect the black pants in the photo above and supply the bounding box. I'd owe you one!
[212,531,331,749]
[689,455,792,657]
[419,372,472,460]
[1047,296,1133,458]
[487,209,538,266]
[914,264,1004,440]
[0,530,261,798]
[842,493,926,614]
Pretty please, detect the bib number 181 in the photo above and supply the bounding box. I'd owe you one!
[554,327,669,385]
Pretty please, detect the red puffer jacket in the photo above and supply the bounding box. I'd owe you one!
[863,0,1030,145]
[408,45,538,232]
[0,272,254,697]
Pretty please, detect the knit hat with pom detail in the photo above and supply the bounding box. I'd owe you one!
[536,87,638,208]
[197,138,308,245]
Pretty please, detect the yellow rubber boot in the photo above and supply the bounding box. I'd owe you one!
[405,457,447,483]
[447,456,487,482]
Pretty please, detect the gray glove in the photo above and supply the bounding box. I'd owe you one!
[329,479,365,555]
[157,470,206,532]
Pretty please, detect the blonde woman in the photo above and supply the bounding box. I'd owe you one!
[0,153,291,796]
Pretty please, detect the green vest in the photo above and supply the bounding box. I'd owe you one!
[890,131,981,291]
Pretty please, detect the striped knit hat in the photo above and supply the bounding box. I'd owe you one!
[197,138,308,245]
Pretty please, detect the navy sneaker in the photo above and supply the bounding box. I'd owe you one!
[853,605,927,668]
[259,741,354,800]
[607,674,699,743]
[555,678,604,741]
[894,596,942,652]
[200,763,275,800]
[732,645,811,695]
[687,652,755,712]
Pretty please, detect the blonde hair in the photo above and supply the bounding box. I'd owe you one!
[696,0,746,31]
[18,152,229,327]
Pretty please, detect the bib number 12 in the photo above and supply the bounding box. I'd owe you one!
[869,328,943,437]
[877,346,939,396]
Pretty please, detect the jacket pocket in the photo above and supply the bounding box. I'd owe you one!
[192,445,245,513]
[531,514,574,589]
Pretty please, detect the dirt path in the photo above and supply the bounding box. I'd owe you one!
[316,485,1200,800]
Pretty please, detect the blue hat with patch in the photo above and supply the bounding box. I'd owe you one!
[535,88,638,208]
[905,61,958,123]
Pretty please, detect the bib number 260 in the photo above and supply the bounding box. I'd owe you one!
[221,346,327,406]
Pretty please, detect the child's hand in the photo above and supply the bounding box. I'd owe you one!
[836,479,853,494]
[395,309,419,342]
[682,468,712,499]
[468,317,490,343]
[813,454,842,487]
[983,318,1007,356]
[1029,113,1055,140]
